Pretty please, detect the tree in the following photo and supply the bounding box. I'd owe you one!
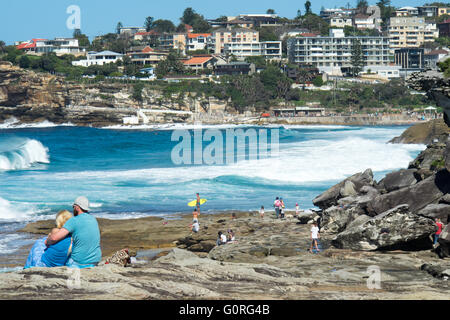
[356,0,369,13]
[192,17,211,33]
[350,39,363,77]
[19,55,31,68]
[0,41,5,54]
[155,51,185,78]
[312,76,324,87]
[181,7,197,26]
[144,16,154,32]
[132,82,145,102]
[266,9,276,14]
[116,22,123,34]
[152,19,176,33]
[73,29,90,47]
[259,27,278,41]
[180,7,211,32]
[305,1,312,15]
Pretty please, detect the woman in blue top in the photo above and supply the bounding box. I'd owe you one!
[24,210,72,269]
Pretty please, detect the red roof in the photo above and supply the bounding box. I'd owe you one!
[135,31,158,36]
[183,56,214,65]
[300,33,319,37]
[16,38,46,50]
[142,46,154,53]
[187,33,211,39]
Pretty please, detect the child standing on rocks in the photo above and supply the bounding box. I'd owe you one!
[309,222,320,253]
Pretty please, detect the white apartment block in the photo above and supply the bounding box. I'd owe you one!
[186,33,211,51]
[287,29,390,68]
[17,38,83,56]
[389,16,439,50]
[330,16,353,28]
[72,51,123,67]
[223,41,282,60]
[395,6,419,16]
[207,28,259,54]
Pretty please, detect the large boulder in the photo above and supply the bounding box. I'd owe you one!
[320,205,366,235]
[332,205,436,251]
[417,204,450,224]
[408,142,447,173]
[389,119,450,145]
[313,169,374,210]
[367,170,450,216]
[377,169,418,193]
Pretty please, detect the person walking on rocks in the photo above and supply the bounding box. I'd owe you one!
[309,222,320,253]
[280,198,285,219]
[434,218,443,246]
[260,206,264,219]
[295,203,299,217]
[274,197,281,219]
[196,193,201,215]
[192,208,199,221]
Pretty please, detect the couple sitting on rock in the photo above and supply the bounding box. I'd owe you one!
[24,196,101,269]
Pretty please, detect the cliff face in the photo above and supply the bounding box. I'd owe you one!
[407,70,450,126]
[0,62,232,127]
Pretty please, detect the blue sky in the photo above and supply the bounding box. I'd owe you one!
[0,0,433,44]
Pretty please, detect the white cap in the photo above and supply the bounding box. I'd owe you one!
[73,196,89,212]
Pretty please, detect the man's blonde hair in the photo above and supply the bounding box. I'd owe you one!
[55,210,72,228]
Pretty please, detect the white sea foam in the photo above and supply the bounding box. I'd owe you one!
[0,197,37,221]
[0,118,74,129]
[101,123,256,131]
[35,135,425,184]
[0,139,49,171]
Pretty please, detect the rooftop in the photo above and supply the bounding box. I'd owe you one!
[183,56,214,65]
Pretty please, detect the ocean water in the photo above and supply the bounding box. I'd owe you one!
[0,123,426,260]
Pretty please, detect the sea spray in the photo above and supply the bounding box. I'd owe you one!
[0,139,49,171]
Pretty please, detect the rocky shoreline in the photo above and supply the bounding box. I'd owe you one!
[0,209,448,300]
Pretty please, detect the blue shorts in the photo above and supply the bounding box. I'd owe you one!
[65,257,98,269]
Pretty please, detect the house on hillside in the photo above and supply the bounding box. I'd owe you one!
[183,55,217,71]
[72,51,123,67]
[213,62,255,76]
[16,38,84,56]
[126,46,169,66]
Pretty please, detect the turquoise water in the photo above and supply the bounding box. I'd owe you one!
[0,123,426,258]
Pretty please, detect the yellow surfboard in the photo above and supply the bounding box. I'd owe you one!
[188,199,207,207]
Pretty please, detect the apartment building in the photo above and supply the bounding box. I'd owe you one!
[438,7,450,16]
[417,6,438,17]
[394,47,424,69]
[330,16,353,28]
[320,8,353,20]
[388,16,439,50]
[186,33,211,51]
[395,6,419,17]
[287,29,390,69]
[207,28,259,54]
[223,41,282,61]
